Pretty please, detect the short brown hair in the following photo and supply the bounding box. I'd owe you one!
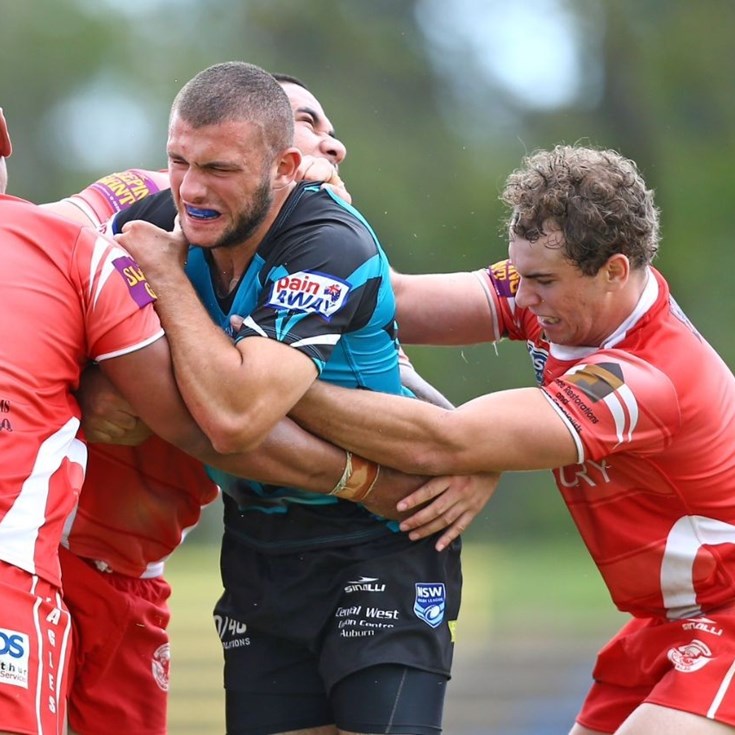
[171,61,294,162]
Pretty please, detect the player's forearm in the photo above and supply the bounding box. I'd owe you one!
[291,379,457,475]
[202,416,346,492]
[149,270,269,452]
[204,418,414,520]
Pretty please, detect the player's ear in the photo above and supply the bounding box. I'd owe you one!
[604,253,630,291]
[273,147,301,189]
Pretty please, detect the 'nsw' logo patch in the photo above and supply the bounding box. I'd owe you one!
[414,583,446,628]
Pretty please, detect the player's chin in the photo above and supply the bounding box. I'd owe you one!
[180,217,224,247]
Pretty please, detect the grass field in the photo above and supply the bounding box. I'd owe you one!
[165,535,624,734]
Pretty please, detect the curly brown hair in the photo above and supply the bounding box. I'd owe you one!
[500,145,660,275]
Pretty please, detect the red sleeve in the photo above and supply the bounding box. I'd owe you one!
[71,227,164,360]
[541,352,681,463]
[479,259,542,342]
[65,169,170,228]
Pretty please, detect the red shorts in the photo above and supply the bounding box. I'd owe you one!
[577,606,735,731]
[0,560,72,735]
[59,546,172,735]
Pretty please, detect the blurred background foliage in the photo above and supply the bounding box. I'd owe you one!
[2,0,734,544]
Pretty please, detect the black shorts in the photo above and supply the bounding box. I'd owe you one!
[213,531,462,734]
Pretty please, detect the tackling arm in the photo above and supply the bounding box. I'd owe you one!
[291,379,579,475]
[116,220,318,454]
[85,355,424,520]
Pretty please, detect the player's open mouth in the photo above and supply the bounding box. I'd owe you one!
[537,316,560,327]
[185,205,220,220]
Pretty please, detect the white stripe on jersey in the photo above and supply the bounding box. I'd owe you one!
[94,329,164,362]
[63,196,103,229]
[617,383,639,442]
[708,658,735,719]
[89,238,129,310]
[241,315,266,338]
[290,334,340,349]
[540,390,584,464]
[662,515,735,619]
[601,382,639,446]
[240,316,340,350]
[0,418,86,575]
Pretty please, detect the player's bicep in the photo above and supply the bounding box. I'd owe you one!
[97,336,208,455]
[392,270,497,345]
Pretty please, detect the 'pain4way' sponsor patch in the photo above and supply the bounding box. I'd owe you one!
[267,270,350,319]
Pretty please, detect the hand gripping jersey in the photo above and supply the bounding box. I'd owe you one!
[113,183,404,552]
[58,169,218,578]
[0,195,163,586]
[61,168,170,229]
[481,260,735,620]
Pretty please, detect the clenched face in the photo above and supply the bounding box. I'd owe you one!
[509,223,622,347]
[167,113,274,251]
[281,82,346,167]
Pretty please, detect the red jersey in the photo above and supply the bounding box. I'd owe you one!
[59,170,219,578]
[0,194,163,586]
[63,437,217,577]
[61,168,170,229]
[482,262,735,620]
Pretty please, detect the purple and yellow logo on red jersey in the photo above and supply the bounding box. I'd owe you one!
[113,255,157,307]
[267,270,350,319]
[91,169,167,213]
[487,259,520,298]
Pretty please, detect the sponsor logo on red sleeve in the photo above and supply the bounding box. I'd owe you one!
[112,256,157,308]
[91,170,165,212]
[488,260,520,298]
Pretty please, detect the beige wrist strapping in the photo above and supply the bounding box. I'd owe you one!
[329,450,381,502]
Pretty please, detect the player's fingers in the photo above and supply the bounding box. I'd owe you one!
[322,182,352,204]
[396,476,450,512]
[434,514,470,552]
[402,500,462,538]
[85,429,115,444]
[230,314,245,332]
[398,497,451,531]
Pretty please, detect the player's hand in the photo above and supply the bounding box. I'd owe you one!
[77,366,152,445]
[115,219,188,277]
[359,466,430,522]
[397,473,501,551]
[297,155,352,204]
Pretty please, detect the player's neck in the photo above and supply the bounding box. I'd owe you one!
[209,193,290,295]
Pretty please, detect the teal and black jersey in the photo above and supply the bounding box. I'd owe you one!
[187,182,401,390]
[112,183,404,552]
